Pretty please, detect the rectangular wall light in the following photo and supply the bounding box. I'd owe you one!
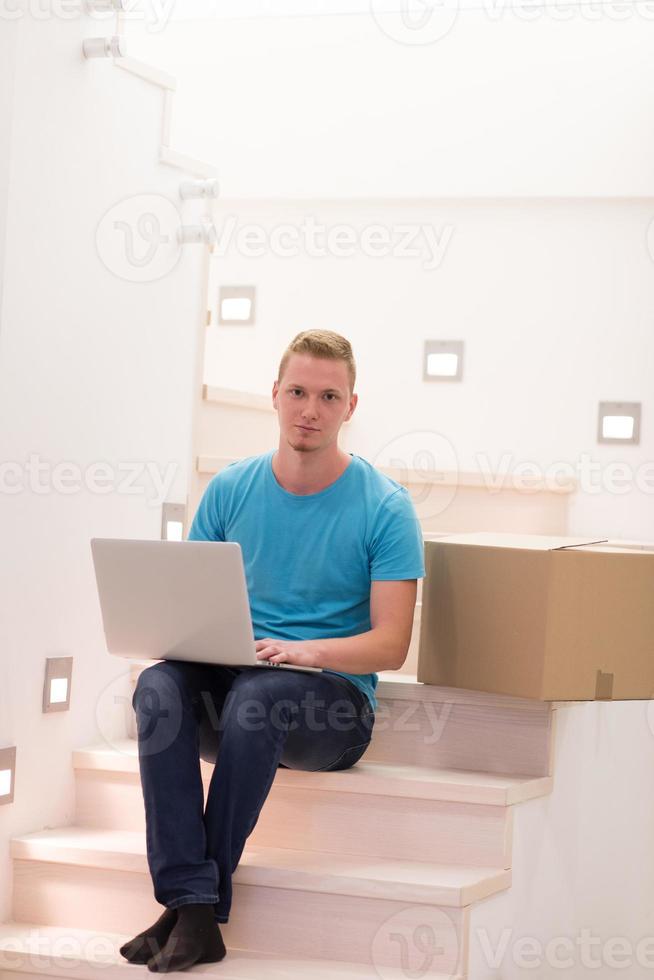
[218,285,256,325]
[43,656,73,713]
[597,401,641,444]
[0,747,16,805]
[423,340,464,381]
[161,501,186,541]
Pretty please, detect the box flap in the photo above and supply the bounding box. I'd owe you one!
[563,540,654,554]
[434,532,607,551]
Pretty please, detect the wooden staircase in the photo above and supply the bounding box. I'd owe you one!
[1,668,555,979]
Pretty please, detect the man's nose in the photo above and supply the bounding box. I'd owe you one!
[301,398,320,419]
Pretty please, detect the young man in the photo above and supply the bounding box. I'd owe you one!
[121,330,425,972]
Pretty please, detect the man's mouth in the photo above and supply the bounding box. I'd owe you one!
[296,425,319,432]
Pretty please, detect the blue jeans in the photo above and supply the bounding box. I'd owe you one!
[131,660,375,923]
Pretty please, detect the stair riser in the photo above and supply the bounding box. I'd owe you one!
[126,676,552,777]
[12,862,468,974]
[365,699,551,776]
[74,771,512,868]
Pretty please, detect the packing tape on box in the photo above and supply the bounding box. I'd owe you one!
[595,670,614,700]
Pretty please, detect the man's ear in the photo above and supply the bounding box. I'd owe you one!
[345,392,358,422]
[272,380,279,409]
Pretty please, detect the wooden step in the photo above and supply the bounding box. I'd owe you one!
[74,740,551,806]
[128,663,554,777]
[360,673,553,777]
[73,741,551,868]
[10,827,509,971]
[0,923,465,979]
[11,827,510,907]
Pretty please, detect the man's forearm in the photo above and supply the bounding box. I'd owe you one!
[309,627,405,674]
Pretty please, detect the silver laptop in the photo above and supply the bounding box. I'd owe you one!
[90,538,322,673]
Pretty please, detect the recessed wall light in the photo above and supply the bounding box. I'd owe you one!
[0,747,16,806]
[218,286,256,326]
[597,402,641,444]
[43,657,73,713]
[49,678,69,704]
[423,341,464,382]
[161,502,186,541]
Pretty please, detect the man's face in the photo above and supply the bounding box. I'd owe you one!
[272,353,357,454]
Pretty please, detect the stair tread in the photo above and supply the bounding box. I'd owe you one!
[0,923,465,980]
[10,826,510,907]
[73,740,551,805]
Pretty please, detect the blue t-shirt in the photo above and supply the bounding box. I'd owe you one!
[188,450,425,710]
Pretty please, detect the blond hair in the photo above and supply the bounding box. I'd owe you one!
[277,330,356,393]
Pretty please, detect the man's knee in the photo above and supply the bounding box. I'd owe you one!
[220,673,301,735]
[132,661,179,710]
[131,662,190,750]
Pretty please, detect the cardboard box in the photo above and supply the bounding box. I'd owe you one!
[417,532,654,701]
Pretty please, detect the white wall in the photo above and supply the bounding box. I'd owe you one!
[0,13,211,923]
[201,198,654,541]
[129,8,654,197]
[126,10,654,541]
[469,699,654,978]
[0,21,18,334]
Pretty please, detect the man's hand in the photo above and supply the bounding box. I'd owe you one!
[255,638,321,668]
[254,579,418,674]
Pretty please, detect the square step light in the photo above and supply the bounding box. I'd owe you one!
[597,402,641,444]
[43,656,73,713]
[161,501,186,541]
[218,286,256,326]
[0,747,16,805]
[423,340,464,381]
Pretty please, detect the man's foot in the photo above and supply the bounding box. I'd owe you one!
[119,908,178,964]
[147,903,226,972]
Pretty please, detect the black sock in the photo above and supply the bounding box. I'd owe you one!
[147,903,226,973]
[119,907,178,964]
